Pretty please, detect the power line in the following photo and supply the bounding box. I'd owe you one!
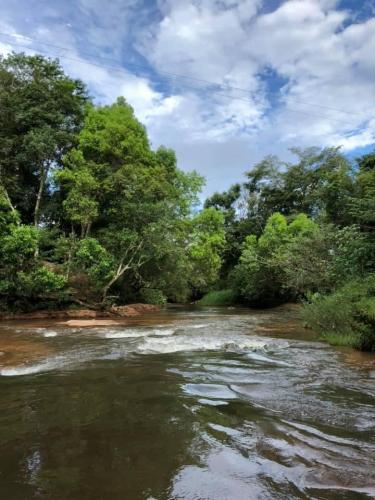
[0,32,368,128]
[0,31,367,118]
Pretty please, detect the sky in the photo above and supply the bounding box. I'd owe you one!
[0,0,374,196]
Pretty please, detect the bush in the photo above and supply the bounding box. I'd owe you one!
[139,288,167,305]
[230,213,319,303]
[301,276,375,351]
[17,267,67,296]
[198,289,237,306]
[231,212,371,306]
[74,238,114,291]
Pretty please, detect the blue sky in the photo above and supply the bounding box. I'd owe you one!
[0,0,374,196]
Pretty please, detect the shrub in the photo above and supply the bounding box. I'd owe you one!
[17,267,67,296]
[198,289,237,306]
[301,276,375,351]
[230,213,320,303]
[139,288,167,305]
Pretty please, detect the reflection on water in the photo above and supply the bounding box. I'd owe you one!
[0,306,374,499]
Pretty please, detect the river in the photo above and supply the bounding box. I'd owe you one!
[0,306,374,499]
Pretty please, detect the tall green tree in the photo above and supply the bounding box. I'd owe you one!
[188,207,225,296]
[204,184,250,275]
[57,98,204,303]
[244,147,354,228]
[0,53,88,226]
[351,152,375,231]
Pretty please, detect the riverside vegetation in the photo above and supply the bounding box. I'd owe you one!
[0,53,374,350]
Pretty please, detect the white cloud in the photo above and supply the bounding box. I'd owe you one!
[0,0,374,196]
[245,0,375,149]
[140,0,261,86]
[143,0,375,149]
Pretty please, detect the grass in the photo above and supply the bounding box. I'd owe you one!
[320,331,361,348]
[301,276,375,351]
[198,289,237,306]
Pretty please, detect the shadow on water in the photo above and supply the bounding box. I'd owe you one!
[0,359,198,499]
[0,306,374,499]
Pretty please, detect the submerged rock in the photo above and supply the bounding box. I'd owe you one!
[62,319,121,327]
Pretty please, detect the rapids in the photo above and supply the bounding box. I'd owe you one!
[0,306,374,499]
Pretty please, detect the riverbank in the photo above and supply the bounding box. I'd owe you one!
[0,303,160,321]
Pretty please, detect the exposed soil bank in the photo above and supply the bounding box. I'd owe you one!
[0,303,160,321]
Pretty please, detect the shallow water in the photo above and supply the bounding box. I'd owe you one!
[0,306,374,499]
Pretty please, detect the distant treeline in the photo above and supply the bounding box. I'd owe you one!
[204,146,375,350]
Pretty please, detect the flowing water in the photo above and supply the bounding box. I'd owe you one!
[0,306,374,499]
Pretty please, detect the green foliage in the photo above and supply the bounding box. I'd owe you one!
[301,277,375,351]
[55,98,206,303]
[198,289,237,306]
[231,213,320,302]
[16,267,66,297]
[139,288,167,305]
[204,184,250,275]
[0,225,38,267]
[188,208,226,295]
[0,52,88,225]
[275,223,369,296]
[0,199,66,308]
[0,189,19,231]
[1,51,374,352]
[244,147,354,227]
[74,238,114,291]
[231,210,371,306]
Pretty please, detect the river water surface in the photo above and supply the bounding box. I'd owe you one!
[0,306,374,499]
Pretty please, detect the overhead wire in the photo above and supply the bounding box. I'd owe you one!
[0,31,368,129]
[0,31,365,117]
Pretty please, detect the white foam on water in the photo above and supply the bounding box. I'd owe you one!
[103,327,177,339]
[137,335,270,355]
[43,331,58,338]
[152,328,176,336]
[198,398,229,406]
[103,329,149,339]
[0,358,65,376]
[0,348,105,377]
[246,351,292,366]
[13,327,60,337]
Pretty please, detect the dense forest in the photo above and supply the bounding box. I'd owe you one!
[0,53,374,351]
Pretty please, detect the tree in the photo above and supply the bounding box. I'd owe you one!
[204,183,251,276]
[351,152,375,231]
[231,213,318,302]
[243,147,354,227]
[188,208,225,296]
[0,189,66,309]
[57,98,204,304]
[0,53,88,226]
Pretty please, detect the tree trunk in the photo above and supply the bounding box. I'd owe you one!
[65,227,76,279]
[101,262,129,305]
[0,167,17,217]
[100,241,145,306]
[85,221,92,238]
[3,186,17,215]
[34,164,47,227]
[80,221,92,239]
[34,163,50,257]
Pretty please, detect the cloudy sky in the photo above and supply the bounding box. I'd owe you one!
[0,0,374,195]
